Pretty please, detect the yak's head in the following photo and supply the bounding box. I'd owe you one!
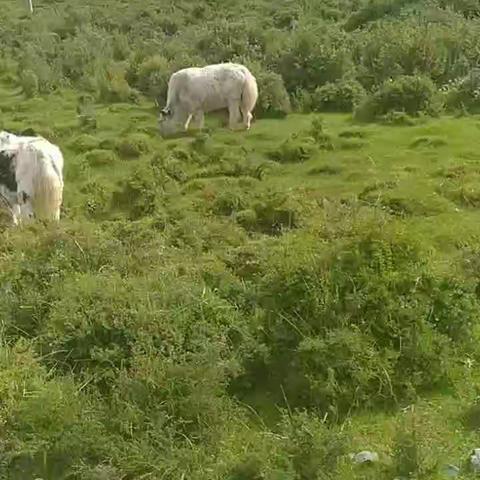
[158,106,182,137]
[0,131,15,149]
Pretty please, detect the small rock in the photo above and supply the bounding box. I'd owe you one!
[441,464,460,477]
[349,451,379,464]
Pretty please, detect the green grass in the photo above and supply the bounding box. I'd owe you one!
[2,73,480,477]
[4,1,480,478]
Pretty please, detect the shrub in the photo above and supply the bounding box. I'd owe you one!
[274,27,353,94]
[69,134,100,152]
[268,135,317,163]
[237,224,480,415]
[344,0,418,32]
[311,78,366,112]
[444,69,480,113]
[115,133,150,159]
[250,65,291,118]
[354,75,442,122]
[94,66,139,103]
[308,116,336,149]
[135,54,171,100]
[85,149,117,166]
[19,69,39,98]
[112,165,161,218]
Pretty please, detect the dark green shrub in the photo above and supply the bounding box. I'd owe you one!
[311,78,366,112]
[85,149,117,166]
[344,0,418,32]
[438,0,480,18]
[250,65,291,118]
[268,135,317,163]
[354,75,442,122]
[69,134,101,152]
[381,110,417,125]
[238,224,480,415]
[19,69,39,98]
[308,117,336,149]
[115,133,150,159]
[444,69,480,113]
[94,66,139,103]
[278,411,348,478]
[112,165,161,218]
[274,28,353,94]
[135,54,171,100]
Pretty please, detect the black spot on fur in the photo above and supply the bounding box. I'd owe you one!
[0,150,16,192]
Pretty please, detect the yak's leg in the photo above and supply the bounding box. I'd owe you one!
[184,113,193,131]
[228,101,241,130]
[11,203,21,225]
[191,111,205,130]
[241,107,253,130]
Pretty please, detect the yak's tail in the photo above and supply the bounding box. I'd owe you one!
[241,69,258,128]
[31,148,63,221]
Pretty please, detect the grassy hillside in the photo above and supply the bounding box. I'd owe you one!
[2,0,480,479]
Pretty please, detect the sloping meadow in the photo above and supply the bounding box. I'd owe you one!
[2,0,480,478]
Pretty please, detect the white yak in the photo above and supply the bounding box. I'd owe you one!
[0,131,64,224]
[158,63,258,136]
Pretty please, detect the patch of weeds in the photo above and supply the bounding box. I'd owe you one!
[462,394,480,431]
[212,190,249,216]
[308,116,335,150]
[338,138,368,150]
[251,192,299,235]
[391,411,439,479]
[381,111,417,126]
[338,128,368,138]
[69,134,100,152]
[115,133,151,159]
[437,179,480,208]
[359,180,399,200]
[85,149,117,167]
[81,180,110,219]
[235,209,258,230]
[111,166,162,219]
[268,136,317,163]
[307,164,341,175]
[410,136,448,149]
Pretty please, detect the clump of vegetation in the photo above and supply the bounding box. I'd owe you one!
[354,75,442,122]
[115,133,150,158]
[19,69,39,98]
[311,77,366,112]
[85,149,117,166]
[251,65,291,118]
[444,69,480,113]
[3,0,480,477]
[268,134,318,163]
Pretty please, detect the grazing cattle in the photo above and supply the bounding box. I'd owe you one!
[0,131,64,224]
[158,63,258,136]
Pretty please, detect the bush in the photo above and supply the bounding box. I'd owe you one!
[250,65,291,118]
[236,224,480,415]
[85,149,117,166]
[354,75,442,122]
[135,54,171,100]
[19,69,39,98]
[268,135,317,163]
[344,0,418,32]
[274,27,353,94]
[444,69,480,113]
[115,133,150,159]
[311,78,366,112]
[94,66,139,104]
